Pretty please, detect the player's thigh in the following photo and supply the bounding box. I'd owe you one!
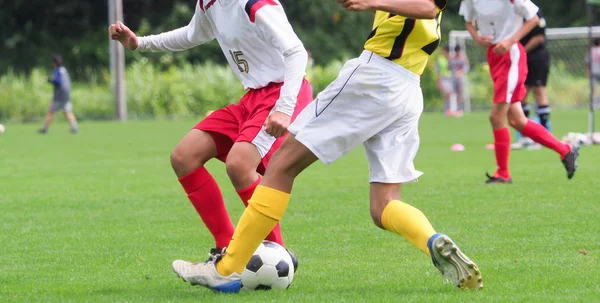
[363,100,424,185]
[263,134,318,180]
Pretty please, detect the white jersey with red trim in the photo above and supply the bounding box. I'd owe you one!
[137,0,302,91]
[460,0,539,44]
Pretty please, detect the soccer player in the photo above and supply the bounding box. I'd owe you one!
[449,45,470,117]
[171,0,484,293]
[435,45,456,116]
[512,10,550,150]
[109,0,312,260]
[460,0,579,184]
[586,38,600,106]
[39,55,79,134]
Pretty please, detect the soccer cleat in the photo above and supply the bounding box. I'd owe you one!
[511,137,534,150]
[38,128,47,134]
[484,172,512,184]
[427,234,483,290]
[286,248,299,272]
[172,259,242,293]
[205,247,225,263]
[561,144,580,179]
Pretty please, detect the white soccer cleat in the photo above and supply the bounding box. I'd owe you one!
[427,234,483,290]
[172,260,242,293]
[511,137,533,150]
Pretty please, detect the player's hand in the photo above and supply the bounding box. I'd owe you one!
[336,0,376,11]
[264,111,291,138]
[493,39,514,55]
[108,21,138,50]
[475,35,493,47]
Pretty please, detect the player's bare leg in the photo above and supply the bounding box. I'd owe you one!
[487,103,512,183]
[225,141,286,245]
[370,183,482,289]
[65,111,78,133]
[170,129,237,254]
[260,135,318,193]
[172,135,318,292]
[215,135,317,275]
[225,142,262,190]
[507,102,578,178]
[39,111,54,134]
[170,129,218,177]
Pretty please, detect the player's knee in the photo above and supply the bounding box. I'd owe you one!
[488,112,501,125]
[370,208,385,229]
[508,117,521,129]
[169,147,187,173]
[225,155,254,181]
[507,112,527,130]
[170,146,204,175]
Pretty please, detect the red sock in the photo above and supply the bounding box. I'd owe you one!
[493,127,511,179]
[520,120,570,159]
[178,167,234,249]
[236,176,285,246]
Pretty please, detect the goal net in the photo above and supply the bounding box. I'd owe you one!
[448,26,600,113]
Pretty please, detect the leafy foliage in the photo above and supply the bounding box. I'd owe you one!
[2,0,595,80]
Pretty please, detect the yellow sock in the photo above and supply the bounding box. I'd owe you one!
[217,185,290,276]
[381,200,436,255]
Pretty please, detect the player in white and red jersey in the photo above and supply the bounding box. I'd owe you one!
[109,0,311,264]
[460,0,579,183]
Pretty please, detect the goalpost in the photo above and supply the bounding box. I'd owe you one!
[448,26,600,143]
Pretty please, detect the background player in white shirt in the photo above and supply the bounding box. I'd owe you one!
[460,0,579,184]
[108,0,311,266]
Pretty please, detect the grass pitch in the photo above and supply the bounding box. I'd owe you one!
[1,110,599,302]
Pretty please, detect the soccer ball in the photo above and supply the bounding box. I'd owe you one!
[241,240,296,290]
[0,124,5,134]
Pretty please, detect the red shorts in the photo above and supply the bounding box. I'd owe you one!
[195,79,313,175]
[487,43,528,104]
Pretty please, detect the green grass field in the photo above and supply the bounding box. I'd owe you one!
[1,110,599,302]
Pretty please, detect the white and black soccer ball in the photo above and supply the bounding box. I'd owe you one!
[241,240,297,290]
[0,123,5,135]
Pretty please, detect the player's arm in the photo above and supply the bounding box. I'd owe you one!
[254,4,308,138]
[337,0,438,19]
[48,69,61,87]
[460,0,493,47]
[523,15,546,53]
[494,0,539,55]
[108,5,214,52]
[523,34,544,53]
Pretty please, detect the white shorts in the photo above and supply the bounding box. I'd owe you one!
[288,50,424,183]
[50,100,72,113]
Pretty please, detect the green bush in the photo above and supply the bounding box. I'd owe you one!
[0,69,113,122]
[1,57,590,123]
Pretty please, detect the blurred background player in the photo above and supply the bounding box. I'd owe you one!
[171,0,484,293]
[109,0,312,262]
[586,38,600,108]
[39,55,78,134]
[449,44,469,117]
[460,0,579,184]
[512,10,551,150]
[435,45,456,116]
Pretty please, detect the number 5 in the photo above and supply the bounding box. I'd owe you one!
[229,50,249,73]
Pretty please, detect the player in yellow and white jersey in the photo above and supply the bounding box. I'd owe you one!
[171,0,483,292]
